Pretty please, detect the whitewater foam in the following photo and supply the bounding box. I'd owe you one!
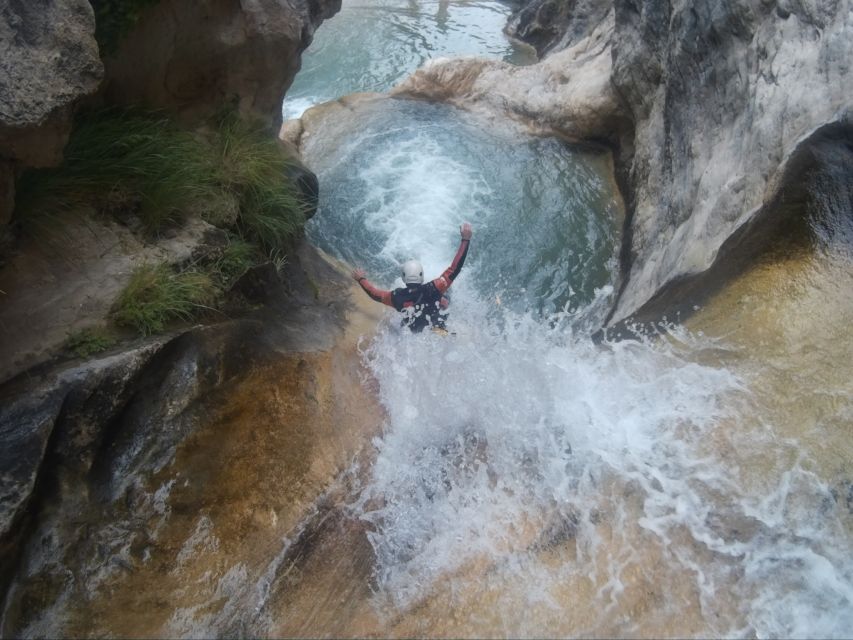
[302,96,853,638]
[351,299,852,636]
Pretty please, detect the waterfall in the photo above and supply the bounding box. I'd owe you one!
[291,1,853,636]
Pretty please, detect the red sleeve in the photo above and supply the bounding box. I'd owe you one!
[357,277,394,306]
[432,238,470,294]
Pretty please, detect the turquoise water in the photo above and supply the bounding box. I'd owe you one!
[283,0,535,119]
[306,99,621,322]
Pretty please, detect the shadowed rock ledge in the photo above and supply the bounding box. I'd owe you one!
[0,241,385,637]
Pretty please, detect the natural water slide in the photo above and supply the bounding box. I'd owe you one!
[283,1,853,637]
[4,1,851,637]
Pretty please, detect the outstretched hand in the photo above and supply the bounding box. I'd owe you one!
[460,222,473,240]
[351,268,366,282]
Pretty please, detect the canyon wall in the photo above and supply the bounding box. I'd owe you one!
[403,0,853,325]
[0,1,360,633]
[0,0,340,236]
[607,0,853,323]
[0,0,102,231]
[99,0,342,126]
[0,245,385,637]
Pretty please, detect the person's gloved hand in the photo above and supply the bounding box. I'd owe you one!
[460,222,473,240]
[351,268,366,281]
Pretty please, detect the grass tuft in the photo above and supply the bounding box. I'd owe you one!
[213,113,309,251]
[111,263,217,336]
[65,327,117,358]
[15,109,308,251]
[210,237,259,286]
[16,109,311,337]
[15,109,215,234]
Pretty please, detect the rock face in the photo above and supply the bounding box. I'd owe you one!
[608,0,853,323]
[401,0,853,325]
[505,0,612,58]
[393,10,630,147]
[1,0,337,234]
[0,0,103,225]
[0,241,385,637]
[0,215,224,384]
[100,0,342,127]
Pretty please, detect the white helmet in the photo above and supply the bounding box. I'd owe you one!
[401,259,424,285]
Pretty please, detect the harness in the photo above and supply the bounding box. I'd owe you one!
[391,284,447,332]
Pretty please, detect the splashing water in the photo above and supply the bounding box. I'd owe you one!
[307,99,622,322]
[303,98,853,636]
[347,283,853,638]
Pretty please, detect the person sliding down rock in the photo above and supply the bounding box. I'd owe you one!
[351,222,472,333]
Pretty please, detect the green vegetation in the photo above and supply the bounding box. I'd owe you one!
[212,112,309,251]
[111,263,217,336]
[15,110,212,234]
[110,236,266,337]
[15,109,309,246]
[210,237,260,286]
[15,108,310,340]
[65,327,117,358]
[91,0,161,55]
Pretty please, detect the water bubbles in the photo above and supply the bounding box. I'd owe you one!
[301,67,852,640]
[343,292,853,636]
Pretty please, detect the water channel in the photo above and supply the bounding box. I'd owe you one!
[282,0,535,120]
[291,1,853,637]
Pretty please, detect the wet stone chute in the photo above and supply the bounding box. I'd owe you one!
[293,33,853,640]
[0,0,850,635]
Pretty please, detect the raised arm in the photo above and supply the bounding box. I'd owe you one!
[432,222,472,294]
[352,268,394,306]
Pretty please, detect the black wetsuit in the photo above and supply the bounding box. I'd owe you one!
[357,237,470,332]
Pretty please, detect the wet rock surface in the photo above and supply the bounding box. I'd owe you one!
[0,242,385,637]
[407,0,852,326]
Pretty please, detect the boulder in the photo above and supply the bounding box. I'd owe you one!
[99,0,342,128]
[0,0,103,226]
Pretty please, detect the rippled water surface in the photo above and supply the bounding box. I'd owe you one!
[282,0,535,119]
[307,99,622,321]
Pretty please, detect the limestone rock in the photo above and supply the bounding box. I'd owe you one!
[407,0,853,325]
[0,0,102,165]
[0,241,385,637]
[100,0,342,127]
[393,11,629,145]
[0,0,103,228]
[0,214,219,384]
[608,0,853,322]
[0,340,164,607]
[505,0,612,58]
